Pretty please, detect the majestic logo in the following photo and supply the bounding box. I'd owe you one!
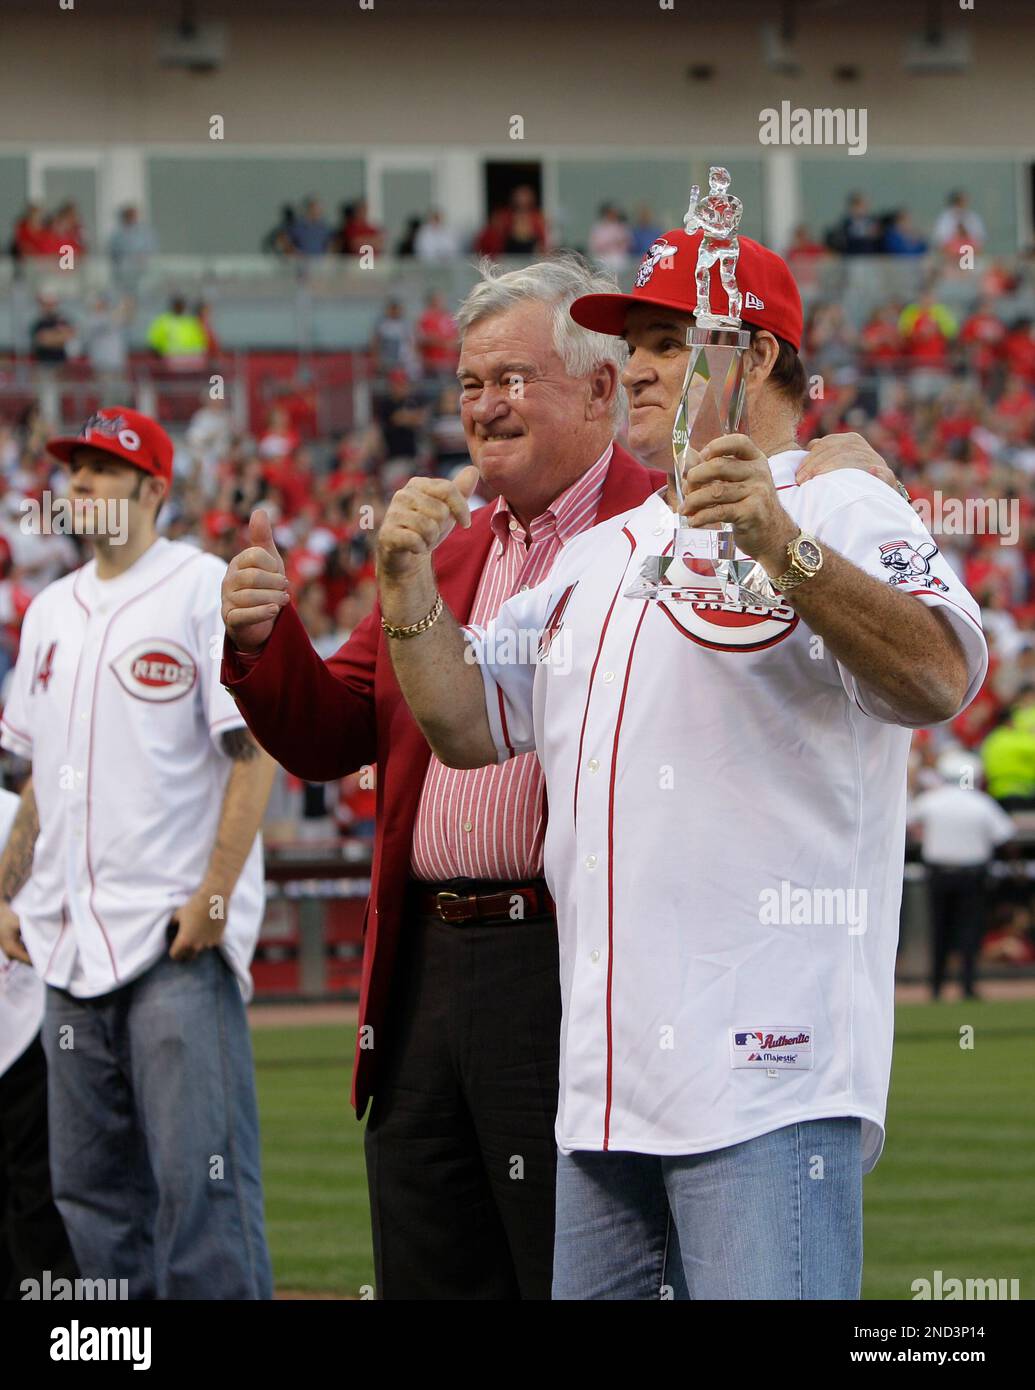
[657,584,798,652]
[879,539,949,592]
[635,240,679,288]
[110,640,196,702]
[744,291,765,310]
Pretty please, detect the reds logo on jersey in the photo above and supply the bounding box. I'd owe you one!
[110,639,197,702]
[879,539,949,592]
[656,586,798,652]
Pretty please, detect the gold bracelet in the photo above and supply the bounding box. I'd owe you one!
[381,592,444,640]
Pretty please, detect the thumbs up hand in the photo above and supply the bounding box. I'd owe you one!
[221,509,291,652]
[376,466,480,582]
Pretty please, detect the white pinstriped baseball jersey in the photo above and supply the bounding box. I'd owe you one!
[1,538,265,1001]
[464,451,987,1171]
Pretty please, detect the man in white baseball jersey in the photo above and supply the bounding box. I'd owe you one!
[0,408,275,1299]
[0,785,77,1298]
[374,228,988,1298]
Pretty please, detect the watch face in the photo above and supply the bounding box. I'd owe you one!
[796,539,822,570]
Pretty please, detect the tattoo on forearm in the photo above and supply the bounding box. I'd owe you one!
[0,785,39,901]
[220,728,261,762]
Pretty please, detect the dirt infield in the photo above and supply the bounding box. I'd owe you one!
[248,978,1035,1030]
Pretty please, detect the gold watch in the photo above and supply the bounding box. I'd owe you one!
[772,532,824,594]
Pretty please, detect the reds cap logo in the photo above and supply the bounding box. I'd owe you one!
[635,240,679,288]
[657,584,798,652]
[111,639,197,702]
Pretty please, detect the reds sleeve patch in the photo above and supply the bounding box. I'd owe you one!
[110,639,198,702]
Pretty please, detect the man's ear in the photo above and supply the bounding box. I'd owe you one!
[586,360,619,421]
[747,330,780,384]
[146,474,169,512]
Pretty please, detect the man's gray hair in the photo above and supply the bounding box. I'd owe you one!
[456,252,629,426]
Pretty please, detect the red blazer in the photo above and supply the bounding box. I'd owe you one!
[222,444,665,1115]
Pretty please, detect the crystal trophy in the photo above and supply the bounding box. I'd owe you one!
[625,167,778,608]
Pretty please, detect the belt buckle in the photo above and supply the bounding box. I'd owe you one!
[435,890,462,922]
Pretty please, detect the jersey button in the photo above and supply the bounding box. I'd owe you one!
[584,853,597,870]
[590,949,600,964]
[587,758,599,773]
[602,671,615,684]
[462,820,473,833]
[520,584,530,592]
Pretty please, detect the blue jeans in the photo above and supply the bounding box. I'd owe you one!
[41,949,272,1299]
[553,1118,862,1300]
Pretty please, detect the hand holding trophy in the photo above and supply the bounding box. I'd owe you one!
[627,166,779,609]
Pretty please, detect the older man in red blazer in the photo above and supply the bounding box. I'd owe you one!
[221,255,896,1300]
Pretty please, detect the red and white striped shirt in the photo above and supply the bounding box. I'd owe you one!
[410,444,613,882]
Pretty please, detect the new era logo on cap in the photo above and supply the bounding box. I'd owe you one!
[745,291,765,310]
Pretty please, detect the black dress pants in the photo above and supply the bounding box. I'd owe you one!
[0,1034,77,1300]
[364,901,561,1299]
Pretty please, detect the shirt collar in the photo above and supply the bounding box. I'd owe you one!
[490,441,614,549]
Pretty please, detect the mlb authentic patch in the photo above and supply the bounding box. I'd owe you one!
[730,1025,814,1070]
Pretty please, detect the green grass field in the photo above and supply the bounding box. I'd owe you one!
[253,1000,1035,1298]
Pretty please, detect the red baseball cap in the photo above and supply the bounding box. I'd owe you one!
[46,407,174,484]
[570,228,803,353]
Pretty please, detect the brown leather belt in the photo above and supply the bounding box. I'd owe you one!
[412,878,554,925]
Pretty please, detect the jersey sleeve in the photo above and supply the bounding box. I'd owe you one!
[0,600,37,760]
[461,576,560,763]
[192,562,249,752]
[803,473,988,728]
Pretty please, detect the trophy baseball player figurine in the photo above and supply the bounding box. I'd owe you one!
[684,166,744,327]
[628,165,776,607]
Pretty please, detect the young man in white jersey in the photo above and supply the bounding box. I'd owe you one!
[373,230,988,1299]
[0,408,275,1299]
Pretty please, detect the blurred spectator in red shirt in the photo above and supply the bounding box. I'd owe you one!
[474,207,509,258]
[1002,319,1035,385]
[500,185,548,255]
[338,198,384,256]
[50,201,86,259]
[784,224,827,289]
[12,203,50,258]
[416,291,459,377]
[860,304,903,366]
[898,292,958,364]
[959,298,1006,377]
[258,404,300,462]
